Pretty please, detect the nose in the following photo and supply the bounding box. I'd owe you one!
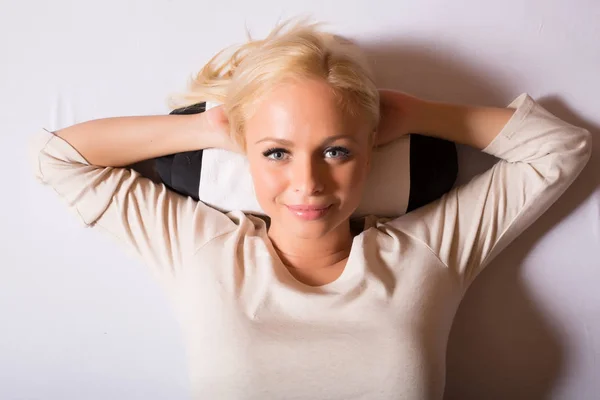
[291,155,325,195]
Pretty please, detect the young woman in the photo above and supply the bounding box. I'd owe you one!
[29,20,591,400]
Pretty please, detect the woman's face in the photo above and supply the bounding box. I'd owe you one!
[245,78,373,239]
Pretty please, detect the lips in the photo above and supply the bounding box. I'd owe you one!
[287,205,330,211]
[285,204,332,221]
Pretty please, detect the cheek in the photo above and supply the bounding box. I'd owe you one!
[249,162,286,205]
[334,159,369,195]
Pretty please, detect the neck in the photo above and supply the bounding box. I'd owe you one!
[267,220,354,270]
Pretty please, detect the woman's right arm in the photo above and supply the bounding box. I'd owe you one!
[28,108,237,283]
[54,107,234,167]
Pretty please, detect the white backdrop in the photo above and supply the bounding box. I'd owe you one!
[2,0,599,399]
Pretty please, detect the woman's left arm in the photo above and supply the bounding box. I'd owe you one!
[377,90,515,148]
[383,91,592,289]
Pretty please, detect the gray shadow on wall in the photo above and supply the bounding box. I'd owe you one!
[360,38,599,399]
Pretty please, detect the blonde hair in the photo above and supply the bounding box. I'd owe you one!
[168,18,380,149]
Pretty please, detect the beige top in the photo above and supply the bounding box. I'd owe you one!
[29,93,592,400]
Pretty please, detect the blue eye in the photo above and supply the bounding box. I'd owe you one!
[324,146,350,159]
[262,147,289,161]
[262,146,350,162]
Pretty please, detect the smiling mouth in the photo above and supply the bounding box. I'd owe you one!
[285,204,332,221]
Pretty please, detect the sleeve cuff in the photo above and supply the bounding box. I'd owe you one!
[28,128,57,182]
[482,93,536,157]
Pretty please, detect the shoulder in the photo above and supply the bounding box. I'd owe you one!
[195,209,269,246]
[359,213,433,250]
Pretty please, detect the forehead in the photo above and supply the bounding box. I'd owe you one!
[245,79,368,145]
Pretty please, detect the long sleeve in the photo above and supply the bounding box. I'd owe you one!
[387,93,593,289]
[28,128,237,282]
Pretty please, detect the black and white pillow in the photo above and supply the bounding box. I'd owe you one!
[153,102,457,216]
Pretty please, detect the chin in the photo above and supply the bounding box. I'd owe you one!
[264,212,329,239]
[264,201,353,238]
[287,221,334,239]
[283,210,349,240]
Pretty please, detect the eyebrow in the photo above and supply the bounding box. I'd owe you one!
[254,134,358,146]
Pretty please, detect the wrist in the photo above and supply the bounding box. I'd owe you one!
[196,108,242,153]
[194,111,223,150]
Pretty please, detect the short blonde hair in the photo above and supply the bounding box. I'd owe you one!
[168,18,380,149]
